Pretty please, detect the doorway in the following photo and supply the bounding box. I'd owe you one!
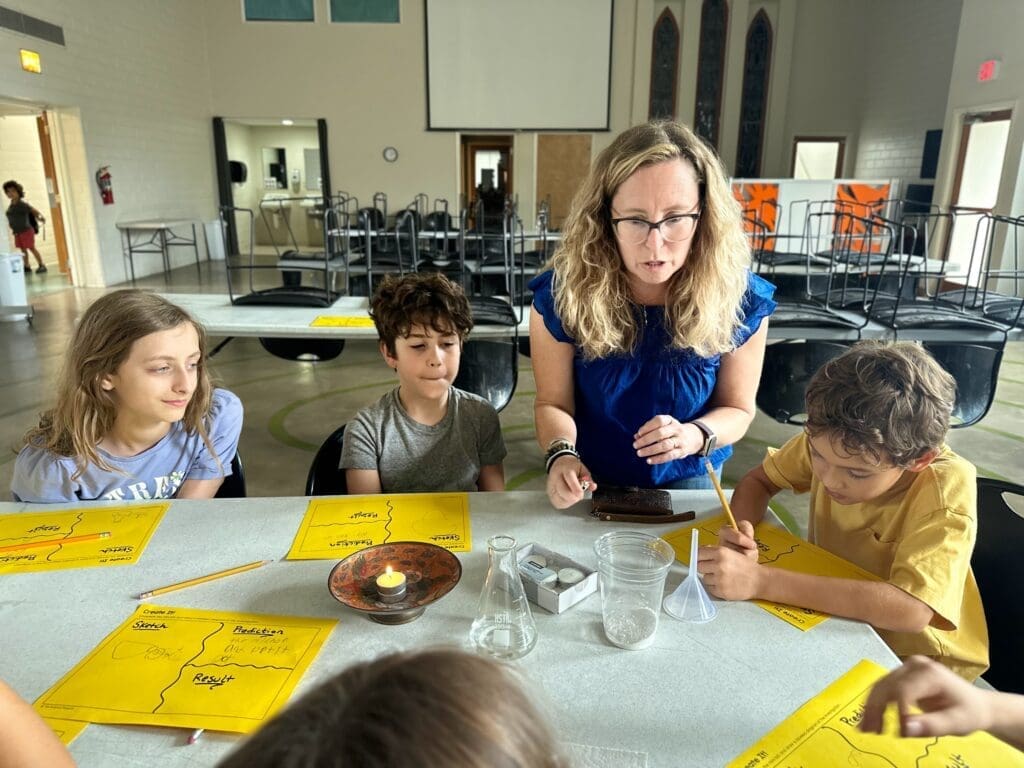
[460,135,513,230]
[0,104,73,284]
[946,109,1012,284]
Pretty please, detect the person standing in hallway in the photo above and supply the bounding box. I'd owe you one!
[3,180,46,274]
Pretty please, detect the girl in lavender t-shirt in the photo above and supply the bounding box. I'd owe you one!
[11,290,242,503]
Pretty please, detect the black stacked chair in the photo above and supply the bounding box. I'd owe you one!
[306,424,348,496]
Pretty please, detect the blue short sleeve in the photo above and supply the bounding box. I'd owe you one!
[735,272,777,347]
[10,447,78,503]
[188,389,244,480]
[528,271,575,344]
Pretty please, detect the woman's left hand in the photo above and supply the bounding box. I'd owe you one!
[633,415,702,464]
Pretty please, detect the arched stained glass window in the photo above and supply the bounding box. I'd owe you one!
[649,8,680,120]
[694,0,727,149]
[735,10,772,177]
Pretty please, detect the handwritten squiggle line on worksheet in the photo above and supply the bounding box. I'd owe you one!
[759,543,799,565]
[154,623,223,713]
[383,498,395,543]
[819,726,898,767]
[915,737,942,768]
[308,521,373,528]
[45,512,85,562]
[194,662,292,671]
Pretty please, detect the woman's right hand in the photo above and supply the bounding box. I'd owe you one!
[545,454,596,509]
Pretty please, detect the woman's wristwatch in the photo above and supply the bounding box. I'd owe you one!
[544,438,580,473]
[689,420,717,457]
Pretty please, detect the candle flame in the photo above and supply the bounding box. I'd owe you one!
[385,565,393,576]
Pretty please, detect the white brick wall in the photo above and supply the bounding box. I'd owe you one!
[0,0,215,286]
[852,0,962,185]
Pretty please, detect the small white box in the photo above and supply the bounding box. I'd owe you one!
[517,543,597,614]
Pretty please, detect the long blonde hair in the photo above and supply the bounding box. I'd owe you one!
[549,120,750,359]
[23,290,216,479]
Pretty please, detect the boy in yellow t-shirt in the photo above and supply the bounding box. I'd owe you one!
[699,341,988,680]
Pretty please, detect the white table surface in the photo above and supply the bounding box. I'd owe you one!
[115,220,198,231]
[160,292,1020,343]
[0,492,900,768]
[160,293,529,340]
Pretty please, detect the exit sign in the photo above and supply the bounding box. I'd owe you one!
[978,59,1000,82]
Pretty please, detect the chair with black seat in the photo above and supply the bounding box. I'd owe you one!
[755,340,853,424]
[923,340,1005,428]
[305,424,348,496]
[213,454,247,498]
[974,478,1024,694]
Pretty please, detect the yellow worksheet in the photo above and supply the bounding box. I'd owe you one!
[35,605,337,734]
[287,493,471,560]
[40,716,88,745]
[729,659,1024,767]
[0,503,168,574]
[309,315,375,328]
[664,513,879,631]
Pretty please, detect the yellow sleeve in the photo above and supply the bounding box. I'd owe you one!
[761,432,814,494]
[888,463,977,630]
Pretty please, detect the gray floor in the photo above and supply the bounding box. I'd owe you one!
[2,261,1022,535]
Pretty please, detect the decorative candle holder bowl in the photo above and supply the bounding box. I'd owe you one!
[328,542,462,625]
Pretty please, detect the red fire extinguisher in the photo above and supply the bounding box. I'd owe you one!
[96,166,114,205]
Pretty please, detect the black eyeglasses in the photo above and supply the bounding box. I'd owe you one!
[610,212,700,245]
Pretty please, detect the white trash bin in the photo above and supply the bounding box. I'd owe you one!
[0,252,28,321]
[204,220,226,261]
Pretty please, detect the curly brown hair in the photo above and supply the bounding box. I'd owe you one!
[3,180,25,199]
[370,273,473,356]
[804,341,955,467]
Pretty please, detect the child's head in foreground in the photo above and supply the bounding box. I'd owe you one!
[217,648,564,768]
[802,340,956,505]
[369,273,474,397]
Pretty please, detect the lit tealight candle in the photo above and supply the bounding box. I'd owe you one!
[375,565,407,603]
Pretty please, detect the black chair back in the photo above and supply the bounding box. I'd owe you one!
[214,454,247,498]
[306,425,348,496]
[974,478,1024,693]
[923,342,1003,428]
[755,341,852,424]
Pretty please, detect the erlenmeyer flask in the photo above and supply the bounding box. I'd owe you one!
[470,535,537,660]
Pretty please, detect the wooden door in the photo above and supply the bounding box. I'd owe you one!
[536,134,592,229]
[35,112,71,279]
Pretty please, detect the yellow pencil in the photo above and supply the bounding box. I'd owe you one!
[705,458,739,532]
[0,531,110,553]
[137,559,273,600]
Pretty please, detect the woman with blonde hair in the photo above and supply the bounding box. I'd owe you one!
[531,120,775,508]
[11,289,242,502]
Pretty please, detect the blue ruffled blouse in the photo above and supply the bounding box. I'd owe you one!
[530,270,777,487]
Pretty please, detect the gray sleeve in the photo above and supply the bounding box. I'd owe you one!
[10,445,78,503]
[476,403,507,466]
[340,408,381,471]
[188,389,244,480]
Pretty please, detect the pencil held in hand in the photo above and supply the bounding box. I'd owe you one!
[137,559,272,600]
[0,531,110,553]
[704,458,739,532]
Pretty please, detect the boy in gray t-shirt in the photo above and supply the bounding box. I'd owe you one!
[341,273,506,493]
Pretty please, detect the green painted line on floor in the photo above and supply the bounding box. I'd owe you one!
[267,379,395,451]
[994,398,1024,411]
[976,423,1024,445]
[998,377,1024,387]
[507,468,545,490]
[977,467,1012,482]
[227,360,377,390]
[768,500,800,535]
[0,402,44,420]
[501,423,536,433]
[512,390,537,399]
[0,452,15,467]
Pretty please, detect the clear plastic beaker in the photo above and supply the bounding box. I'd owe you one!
[593,531,675,650]
[470,535,537,660]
